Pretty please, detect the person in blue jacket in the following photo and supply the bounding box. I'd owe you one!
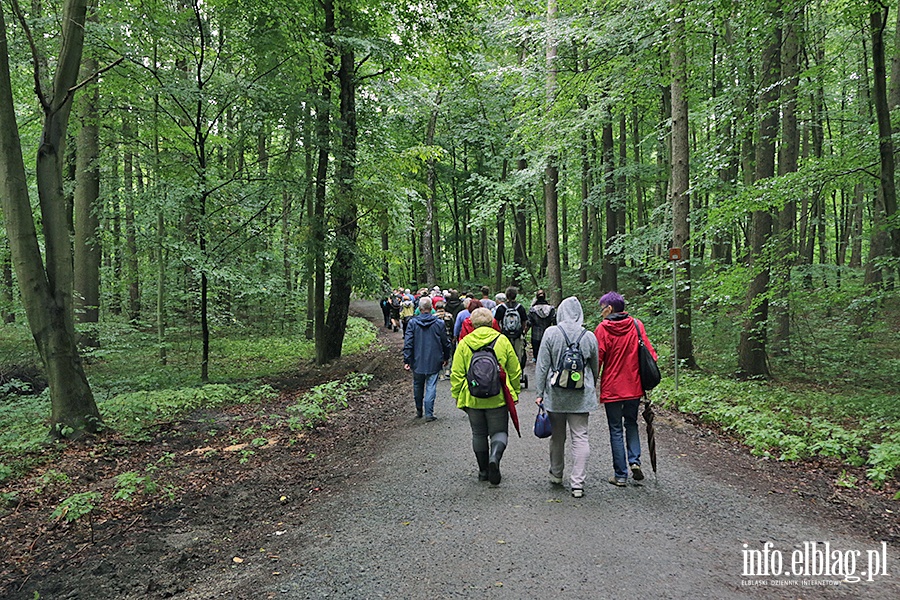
[404,296,452,421]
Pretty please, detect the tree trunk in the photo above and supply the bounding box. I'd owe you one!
[870,3,900,271]
[0,0,101,436]
[544,0,562,305]
[496,159,507,291]
[123,116,140,322]
[670,0,696,369]
[312,0,334,357]
[738,1,780,378]
[1,238,13,323]
[580,97,591,284]
[772,6,800,356]
[601,115,617,292]
[512,158,528,289]
[73,54,101,340]
[322,13,359,363]
[423,91,442,287]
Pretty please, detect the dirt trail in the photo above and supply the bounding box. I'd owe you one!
[6,301,899,599]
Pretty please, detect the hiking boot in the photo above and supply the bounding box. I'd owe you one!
[607,476,627,487]
[475,451,490,482]
[548,472,563,485]
[416,409,423,418]
[488,440,506,485]
[425,416,437,422]
[630,464,644,481]
[571,488,584,498]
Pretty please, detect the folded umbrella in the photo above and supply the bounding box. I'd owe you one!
[642,396,657,473]
[499,367,521,438]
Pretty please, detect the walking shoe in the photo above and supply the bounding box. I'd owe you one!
[416,410,423,418]
[549,473,563,485]
[571,488,584,498]
[425,416,437,422]
[630,464,644,481]
[607,476,627,487]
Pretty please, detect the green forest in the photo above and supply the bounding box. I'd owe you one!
[1,0,899,494]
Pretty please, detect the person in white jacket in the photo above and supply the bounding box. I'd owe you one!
[533,296,599,498]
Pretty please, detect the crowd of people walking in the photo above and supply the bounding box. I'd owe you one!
[381,284,657,497]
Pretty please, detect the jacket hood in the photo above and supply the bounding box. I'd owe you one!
[601,311,634,336]
[463,324,502,348]
[555,297,584,328]
[415,313,440,326]
[531,303,554,319]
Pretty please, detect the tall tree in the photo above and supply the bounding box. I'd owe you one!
[544,0,562,305]
[670,0,696,368]
[868,1,900,284]
[73,51,101,342]
[738,0,781,378]
[0,0,102,436]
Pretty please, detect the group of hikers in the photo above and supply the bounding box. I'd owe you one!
[384,285,657,498]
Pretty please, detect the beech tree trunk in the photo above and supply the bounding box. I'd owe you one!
[670,0,696,369]
[738,0,780,378]
[0,0,101,436]
[544,0,562,305]
[322,1,359,363]
[869,3,900,283]
[423,91,442,287]
[772,6,801,355]
[74,55,101,341]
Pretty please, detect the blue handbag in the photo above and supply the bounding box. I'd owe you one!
[534,404,552,438]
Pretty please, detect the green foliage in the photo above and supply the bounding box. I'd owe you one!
[101,384,277,439]
[114,471,158,502]
[34,470,71,495]
[866,430,900,489]
[286,373,373,431]
[51,491,101,524]
[657,373,899,485]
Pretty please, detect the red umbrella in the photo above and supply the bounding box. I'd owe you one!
[499,367,521,437]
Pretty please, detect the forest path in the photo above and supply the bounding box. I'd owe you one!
[213,301,899,599]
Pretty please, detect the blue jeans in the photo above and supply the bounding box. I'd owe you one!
[413,372,439,418]
[604,399,641,479]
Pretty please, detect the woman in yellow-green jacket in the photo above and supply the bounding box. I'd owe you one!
[451,308,522,485]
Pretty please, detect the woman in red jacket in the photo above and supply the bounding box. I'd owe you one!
[593,291,657,487]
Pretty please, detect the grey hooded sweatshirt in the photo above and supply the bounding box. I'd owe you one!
[535,296,600,413]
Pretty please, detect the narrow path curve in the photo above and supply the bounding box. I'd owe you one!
[191,301,899,599]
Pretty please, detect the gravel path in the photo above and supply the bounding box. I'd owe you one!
[219,302,899,600]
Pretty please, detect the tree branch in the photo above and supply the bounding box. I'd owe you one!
[9,0,47,109]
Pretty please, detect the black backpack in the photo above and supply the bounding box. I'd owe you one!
[550,328,587,390]
[466,337,502,398]
[501,303,523,338]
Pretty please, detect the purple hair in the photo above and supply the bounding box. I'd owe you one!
[599,291,625,313]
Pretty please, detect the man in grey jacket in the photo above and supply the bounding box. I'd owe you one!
[533,297,599,498]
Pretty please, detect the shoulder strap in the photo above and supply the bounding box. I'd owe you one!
[559,327,571,345]
[633,318,646,347]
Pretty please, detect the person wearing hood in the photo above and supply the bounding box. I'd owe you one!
[533,297,599,498]
[404,297,452,421]
[593,291,658,486]
[451,308,522,485]
[527,289,557,362]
